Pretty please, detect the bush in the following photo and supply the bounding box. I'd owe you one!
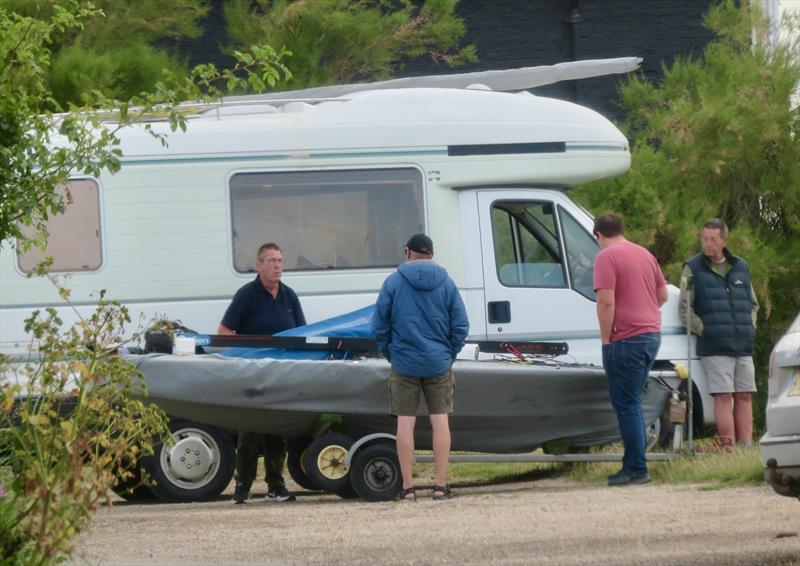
[572,0,800,432]
[0,280,168,565]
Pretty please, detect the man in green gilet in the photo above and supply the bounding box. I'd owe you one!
[679,218,758,453]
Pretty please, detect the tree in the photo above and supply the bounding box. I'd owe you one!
[0,1,290,247]
[0,0,210,107]
[1,4,290,562]
[224,0,477,89]
[572,0,800,428]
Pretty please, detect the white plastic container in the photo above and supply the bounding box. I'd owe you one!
[172,335,196,356]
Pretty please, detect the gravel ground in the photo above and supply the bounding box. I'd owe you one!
[69,478,800,565]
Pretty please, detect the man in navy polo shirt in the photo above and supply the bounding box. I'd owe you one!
[220,242,306,503]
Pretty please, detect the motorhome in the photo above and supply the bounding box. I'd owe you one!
[0,68,712,500]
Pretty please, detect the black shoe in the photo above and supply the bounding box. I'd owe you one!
[265,484,296,502]
[231,483,251,504]
[607,470,651,486]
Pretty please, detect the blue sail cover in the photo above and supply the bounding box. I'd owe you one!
[219,305,375,360]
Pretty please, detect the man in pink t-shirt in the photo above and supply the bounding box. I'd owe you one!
[593,213,668,487]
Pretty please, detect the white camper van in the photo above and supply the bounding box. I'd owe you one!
[0,81,713,498]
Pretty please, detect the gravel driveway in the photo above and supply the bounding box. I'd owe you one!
[70,478,799,565]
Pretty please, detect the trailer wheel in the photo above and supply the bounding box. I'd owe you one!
[336,484,359,499]
[287,438,319,491]
[349,443,402,502]
[302,433,354,493]
[142,418,235,502]
[303,432,353,493]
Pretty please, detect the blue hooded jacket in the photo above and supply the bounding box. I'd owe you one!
[372,260,469,377]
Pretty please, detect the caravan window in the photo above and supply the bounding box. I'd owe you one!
[490,201,567,288]
[229,168,424,272]
[16,179,103,273]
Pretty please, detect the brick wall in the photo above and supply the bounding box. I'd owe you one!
[398,0,716,120]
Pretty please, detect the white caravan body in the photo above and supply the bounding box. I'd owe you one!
[0,86,712,423]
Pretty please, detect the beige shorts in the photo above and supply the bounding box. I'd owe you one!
[701,356,756,394]
[388,368,455,416]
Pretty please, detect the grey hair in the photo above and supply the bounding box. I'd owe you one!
[703,218,729,239]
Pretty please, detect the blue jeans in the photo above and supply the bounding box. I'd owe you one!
[602,332,661,476]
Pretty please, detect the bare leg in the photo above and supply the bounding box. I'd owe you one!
[713,393,735,444]
[396,416,416,491]
[429,413,451,487]
[733,392,753,444]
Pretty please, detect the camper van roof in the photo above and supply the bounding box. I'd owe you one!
[106,87,627,162]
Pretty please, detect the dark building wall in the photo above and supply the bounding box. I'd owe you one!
[397,0,716,120]
[178,0,716,121]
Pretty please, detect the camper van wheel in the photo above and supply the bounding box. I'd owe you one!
[112,461,156,501]
[646,412,674,451]
[302,433,354,493]
[142,418,235,502]
[349,443,402,502]
[287,438,320,491]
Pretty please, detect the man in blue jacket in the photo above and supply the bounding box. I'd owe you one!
[372,233,469,501]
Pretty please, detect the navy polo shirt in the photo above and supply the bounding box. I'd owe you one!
[221,277,306,335]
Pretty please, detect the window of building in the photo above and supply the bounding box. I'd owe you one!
[229,168,424,272]
[17,179,103,273]
[491,201,567,287]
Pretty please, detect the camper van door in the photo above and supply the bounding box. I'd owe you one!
[476,189,600,356]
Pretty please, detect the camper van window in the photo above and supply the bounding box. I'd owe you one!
[491,201,567,288]
[16,179,103,273]
[558,207,600,300]
[229,168,423,272]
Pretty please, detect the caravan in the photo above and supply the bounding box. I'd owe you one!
[0,63,713,500]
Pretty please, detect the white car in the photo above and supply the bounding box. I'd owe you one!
[760,312,800,499]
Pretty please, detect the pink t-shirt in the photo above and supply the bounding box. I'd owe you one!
[593,240,666,341]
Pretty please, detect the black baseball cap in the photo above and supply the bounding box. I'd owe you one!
[406,233,433,255]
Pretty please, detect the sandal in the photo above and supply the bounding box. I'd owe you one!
[432,485,457,501]
[394,486,417,502]
[696,435,734,454]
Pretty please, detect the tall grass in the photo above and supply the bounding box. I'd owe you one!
[411,443,765,490]
[565,444,765,489]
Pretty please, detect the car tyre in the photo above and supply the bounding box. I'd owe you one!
[141,418,235,502]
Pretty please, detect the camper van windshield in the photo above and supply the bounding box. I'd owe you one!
[558,207,600,300]
[229,168,423,272]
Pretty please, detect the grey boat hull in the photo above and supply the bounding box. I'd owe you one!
[131,354,675,453]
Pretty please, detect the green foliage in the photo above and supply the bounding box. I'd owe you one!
[49,43,188,108]
[1,0,209,106]
[572,0,800,430]
[224,0,477,89]
[0,278,169,565]
[1,6,289,562]
[0,2,290,247]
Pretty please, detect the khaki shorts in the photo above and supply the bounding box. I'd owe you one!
[701,355,756,394]
[389,368,455,416]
